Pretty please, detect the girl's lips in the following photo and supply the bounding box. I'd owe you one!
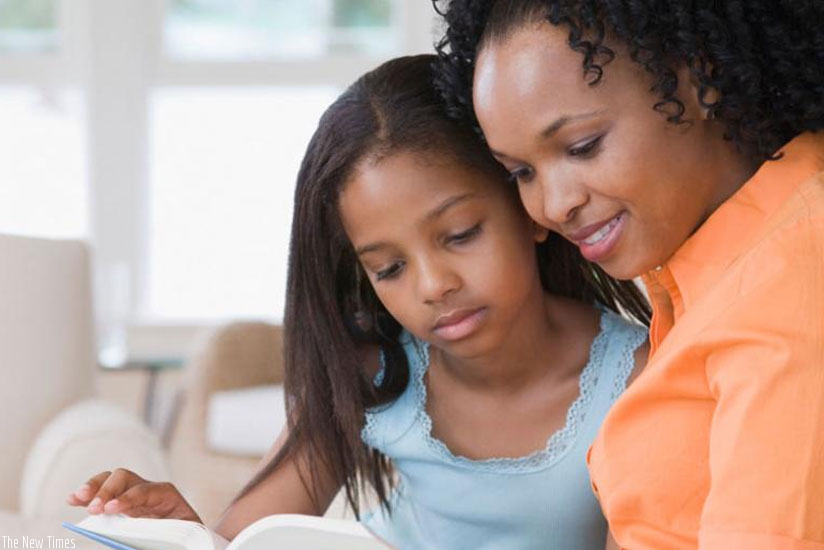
[575,212,626,263]
[432,307,488,341]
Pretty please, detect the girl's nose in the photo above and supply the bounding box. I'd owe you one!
[417,258,461,304]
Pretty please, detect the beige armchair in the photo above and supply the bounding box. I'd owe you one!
[168,322,286,524]
[0,234,167,536]
[168,321,356,526]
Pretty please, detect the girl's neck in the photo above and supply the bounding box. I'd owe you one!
[430,291,599,394]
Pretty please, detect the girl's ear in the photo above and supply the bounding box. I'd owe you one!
[532,222,550,243]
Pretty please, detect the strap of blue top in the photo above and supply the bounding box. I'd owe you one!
[362,332,424,451]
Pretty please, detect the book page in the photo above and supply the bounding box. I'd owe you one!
[73,515,215,550]
[211,531,230,550]
[226,514,390,550]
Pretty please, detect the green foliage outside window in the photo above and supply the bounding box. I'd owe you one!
[168,0,391,29]
[0,0,56,30]
[169,0,318,31]
[164,0,395,58]
[333,0,391,27]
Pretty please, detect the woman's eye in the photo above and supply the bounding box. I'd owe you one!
[375,262,404,281]
[568,135,604,158]
[446,223,482,245]
[508,166,535,185]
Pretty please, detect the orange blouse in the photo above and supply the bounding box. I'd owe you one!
[588,133,824,550]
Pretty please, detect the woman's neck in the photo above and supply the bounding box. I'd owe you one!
[694,128,763,234]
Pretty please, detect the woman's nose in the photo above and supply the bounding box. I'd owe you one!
[534,170,589,226]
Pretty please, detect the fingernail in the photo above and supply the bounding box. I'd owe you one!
[75,484,91,497]
[88,497,101,510]
[103,499,119,512]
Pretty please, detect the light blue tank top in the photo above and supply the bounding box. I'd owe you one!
[360,309,647,550]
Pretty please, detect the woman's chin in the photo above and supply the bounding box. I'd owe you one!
[593,253,656,282]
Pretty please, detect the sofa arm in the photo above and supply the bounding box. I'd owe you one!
[20,399,169,522]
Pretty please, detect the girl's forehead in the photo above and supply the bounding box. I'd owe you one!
[339,151,508,227]
[344,151,482,202]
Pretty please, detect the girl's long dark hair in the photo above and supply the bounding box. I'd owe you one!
[237,54,650,516]
[433,0,824,162]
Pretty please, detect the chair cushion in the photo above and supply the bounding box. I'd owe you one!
[206,385,286,456]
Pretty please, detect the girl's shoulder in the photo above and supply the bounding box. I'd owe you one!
[598,307,648,338]
[358,343,383,381]
[546,294,647,344]
[362,333,422,451]
[592,308,649,397]
[364,331,422,388]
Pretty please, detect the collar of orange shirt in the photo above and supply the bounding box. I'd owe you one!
[640,132,824,349]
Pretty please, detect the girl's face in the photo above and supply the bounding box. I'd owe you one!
[338,151,547,357]
[472,23,753,279]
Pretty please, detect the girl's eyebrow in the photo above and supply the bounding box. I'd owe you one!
[355,192,479,257]
[424,192,478,222]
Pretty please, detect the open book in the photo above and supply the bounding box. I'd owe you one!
[63,514,390,550]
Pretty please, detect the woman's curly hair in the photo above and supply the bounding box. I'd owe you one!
[433,0,824,161]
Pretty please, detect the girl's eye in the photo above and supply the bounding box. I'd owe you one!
[508,166,535,185]
[446,223,482,245]
[568,135,604,158]
[375,262,404,281]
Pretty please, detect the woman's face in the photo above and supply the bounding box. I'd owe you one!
[473,22,752,279]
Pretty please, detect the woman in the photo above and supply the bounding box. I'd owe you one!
[434,1,824,548]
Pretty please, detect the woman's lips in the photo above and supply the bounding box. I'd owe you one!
[432,307,488,341]
[569,212,627,263]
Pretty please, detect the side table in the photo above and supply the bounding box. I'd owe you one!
[99,358,183,445]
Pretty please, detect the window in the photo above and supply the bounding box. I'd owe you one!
[147,86,338,320]
[140,0,436,324]
[0,0,58,54]
[0,0,438,358]
[0,87,87,238]
[0,0,86,239]
[165,0,395,60]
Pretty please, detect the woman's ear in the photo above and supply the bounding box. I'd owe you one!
[677,62,719,121]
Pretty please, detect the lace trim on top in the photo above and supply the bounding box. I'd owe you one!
[611,324,647,402]
[411,311,616,474]
[361,350,389,448]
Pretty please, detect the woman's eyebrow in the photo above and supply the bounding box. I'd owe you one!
[539,110,606,139]
[488,110,607,159]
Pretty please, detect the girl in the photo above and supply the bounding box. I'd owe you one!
[434,1,824,548]
[68,54,649,549]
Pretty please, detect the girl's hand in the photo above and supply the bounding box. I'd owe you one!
[66,468,202,523]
